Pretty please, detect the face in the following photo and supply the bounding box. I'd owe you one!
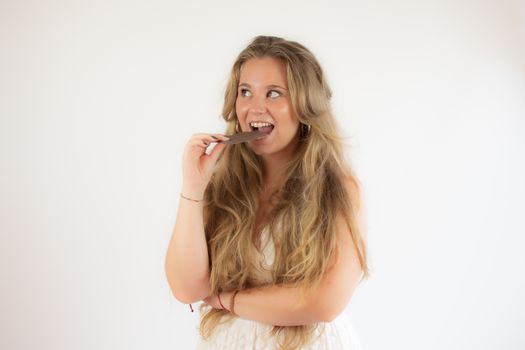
[235,57,300,158]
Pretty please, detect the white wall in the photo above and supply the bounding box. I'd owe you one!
[1,0,524,349]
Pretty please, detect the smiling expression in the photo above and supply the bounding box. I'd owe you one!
[235,57,301,157]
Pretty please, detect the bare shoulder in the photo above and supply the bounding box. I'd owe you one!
[341,171,367,243]
[313,172,365,320]
[343,172,362,211]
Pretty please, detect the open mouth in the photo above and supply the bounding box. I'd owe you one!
[249,122,275,134]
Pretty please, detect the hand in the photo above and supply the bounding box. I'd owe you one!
[181,133,229,198]
[203,291,233,311]
[202,293,221,309]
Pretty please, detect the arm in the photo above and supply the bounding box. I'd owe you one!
[164,194,211,304]
[164,133,229,304]
[204,177,366,325]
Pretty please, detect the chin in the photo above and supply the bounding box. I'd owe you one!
[248,146,272,156]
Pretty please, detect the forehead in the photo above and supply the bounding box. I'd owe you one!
[239,57,287,86]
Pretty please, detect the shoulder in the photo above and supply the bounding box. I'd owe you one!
[340,170,367,243]
[342,171,362,211]
[313,171,366,321]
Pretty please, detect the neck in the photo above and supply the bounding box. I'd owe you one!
[260,144,300,193]
[258,129,302,193]
[261,157,287,192]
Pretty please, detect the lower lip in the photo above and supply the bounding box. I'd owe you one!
[252,128,274,142]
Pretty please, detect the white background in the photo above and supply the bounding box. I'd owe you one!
[1,0,524,349]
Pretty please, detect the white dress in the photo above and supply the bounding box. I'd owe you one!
[195,228,365,349]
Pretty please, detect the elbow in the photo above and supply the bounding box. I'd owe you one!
[312,297,351,323]
[165,271,211,304]
[301,297,344,324]
[167,281,210,304]
[170,288,202,304]
[317,305,344,323]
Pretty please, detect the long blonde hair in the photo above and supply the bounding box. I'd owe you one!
[199,35,369,350]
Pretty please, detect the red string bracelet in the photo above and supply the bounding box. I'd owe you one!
[217,293,230,312]
[230,290,239,316]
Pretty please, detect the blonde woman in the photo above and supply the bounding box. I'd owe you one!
[165,35,369,349]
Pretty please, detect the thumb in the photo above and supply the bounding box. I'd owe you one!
[208,142,227,164]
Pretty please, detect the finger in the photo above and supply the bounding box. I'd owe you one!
[189,137,229,154]
[187,138,212,149]
[191,133,227,141]
[210,134,230,142]
[207,141,226,162]
[190,133,230,144]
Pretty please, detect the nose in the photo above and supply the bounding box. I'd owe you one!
[250,106,267,115]
[248,95,268,115]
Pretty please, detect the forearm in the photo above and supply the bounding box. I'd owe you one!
[223,284,326,326]
[164,194,211,303]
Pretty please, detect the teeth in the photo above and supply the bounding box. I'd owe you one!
[250,122,274,128]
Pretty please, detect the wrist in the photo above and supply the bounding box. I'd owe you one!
[230,290,240,316]
[180,186,205,201]
[180,193,204,203]
[217,292,230,312]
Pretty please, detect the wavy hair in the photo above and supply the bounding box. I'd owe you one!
[198,35,370,350]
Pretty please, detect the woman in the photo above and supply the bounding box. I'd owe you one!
[165,35,369,349]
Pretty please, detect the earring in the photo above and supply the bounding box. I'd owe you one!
[300,123,311,140]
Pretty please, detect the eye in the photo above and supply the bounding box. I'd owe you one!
[268,90,281,98]
[239,89,251,97]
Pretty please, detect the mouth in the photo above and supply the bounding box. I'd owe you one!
[249,121,275,135]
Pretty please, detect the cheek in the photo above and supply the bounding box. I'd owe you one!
[235,99,248,117]
[272,102,295,122]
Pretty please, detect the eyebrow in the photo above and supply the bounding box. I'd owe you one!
[238,83,288,90]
